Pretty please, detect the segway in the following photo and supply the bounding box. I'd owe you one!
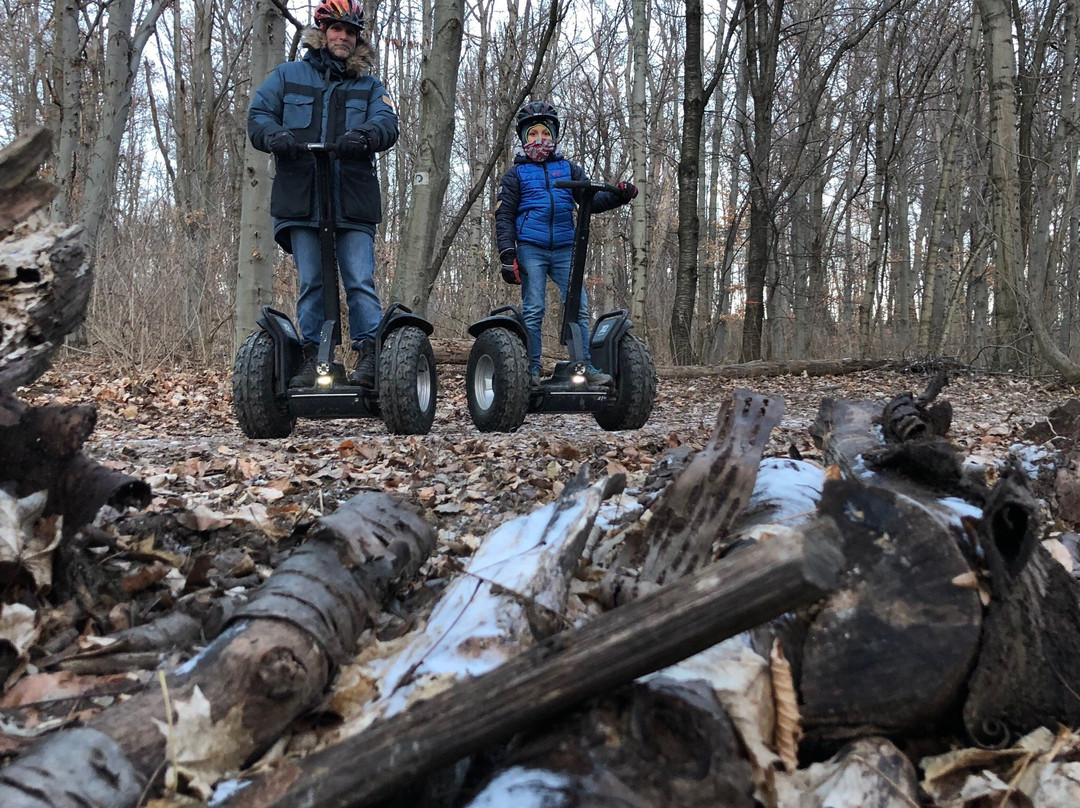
[233,143,437,439]
[465,180,656,433]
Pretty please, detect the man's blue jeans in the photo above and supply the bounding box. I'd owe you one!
[291,226,381,349]
[517,243,593,374]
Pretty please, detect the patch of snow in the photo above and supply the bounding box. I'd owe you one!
[465,766,574,807]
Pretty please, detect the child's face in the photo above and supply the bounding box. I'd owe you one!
[525,124,553,143]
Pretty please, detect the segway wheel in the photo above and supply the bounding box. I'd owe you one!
[232,329,295,439]
[466,327,529,433]
[594,333,656,431]
[380,325,437,435]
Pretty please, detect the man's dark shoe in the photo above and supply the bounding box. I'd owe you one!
[584,364,612,385]
[348,339,376,388]
[289,343,319,388]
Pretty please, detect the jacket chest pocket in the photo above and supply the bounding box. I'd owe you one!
[283,93,315,130]
[345,97,369,131]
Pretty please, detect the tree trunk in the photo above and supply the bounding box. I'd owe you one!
[234,0,285,348]
[628,0,650,338]
[739,0,781,363]
[390,0,464,316]
[919,13,978,355]
[77,0,170,253]
[977,0,1025,370]
[669,0,705,366]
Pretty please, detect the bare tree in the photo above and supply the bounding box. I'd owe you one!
[235,0,285,347]
[390,0,465,315]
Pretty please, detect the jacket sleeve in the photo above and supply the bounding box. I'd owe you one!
[494,167,521,254]
[355,77,399,153]
[247,68,289,152]
[569,161,624,214]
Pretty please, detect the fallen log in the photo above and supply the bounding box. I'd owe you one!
[963,463,1080,746]
[1,492,435,803]
[799,388,986,740]
[461,674,757,808]
[430,339,894,380]
[800,478,983,739]
[221,521,844,808]
[0,128,57,240]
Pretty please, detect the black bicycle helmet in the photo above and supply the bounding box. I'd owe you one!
[515,101,560,143]
[314,0,365,31]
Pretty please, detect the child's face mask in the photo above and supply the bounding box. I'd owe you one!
[524,137,555,162]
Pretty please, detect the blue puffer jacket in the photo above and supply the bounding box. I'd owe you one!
[248,29,398,253]
[495,152,624,253]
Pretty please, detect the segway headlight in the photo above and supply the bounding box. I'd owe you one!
[571,363,586,386]
[316,361,333,388]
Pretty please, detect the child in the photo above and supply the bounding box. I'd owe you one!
[494,101,637,384]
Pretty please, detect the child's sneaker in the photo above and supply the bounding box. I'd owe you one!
[530,367,541,385]
[584,365,612,385]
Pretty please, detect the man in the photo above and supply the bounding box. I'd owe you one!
[248,0,397,388]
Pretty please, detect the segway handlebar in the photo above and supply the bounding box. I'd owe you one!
[554,179,621,196]
[304,142,335,154]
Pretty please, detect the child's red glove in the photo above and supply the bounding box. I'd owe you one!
[617,181,638,201]
[500,250,521,284]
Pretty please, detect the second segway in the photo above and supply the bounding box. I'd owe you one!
[465,180,655,433]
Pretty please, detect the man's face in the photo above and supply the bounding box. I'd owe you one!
[326,22,359,59]
[525,124,552,143]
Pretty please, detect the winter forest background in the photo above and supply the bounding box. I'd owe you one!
[1,0,1078,379]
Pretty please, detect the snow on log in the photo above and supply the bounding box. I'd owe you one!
[219,520,844,808]
[341,473,626,727]
[0,727,143,808]
[0,492,435,802]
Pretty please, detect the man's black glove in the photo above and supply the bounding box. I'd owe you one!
[267,130,301,160]
[335,130,372,160]
[617,181,638,202]
[500,249,521,284]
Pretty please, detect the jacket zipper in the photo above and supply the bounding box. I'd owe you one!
[544,162,555,249]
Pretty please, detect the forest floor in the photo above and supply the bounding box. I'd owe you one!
[8,356,1080,803]
[21,356,1073,551]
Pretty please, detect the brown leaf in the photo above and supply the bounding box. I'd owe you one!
[771,638,802,772]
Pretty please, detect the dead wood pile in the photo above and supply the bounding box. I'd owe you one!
[4,130,1080,808]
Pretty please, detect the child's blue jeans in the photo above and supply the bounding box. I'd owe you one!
[517,242,593,374]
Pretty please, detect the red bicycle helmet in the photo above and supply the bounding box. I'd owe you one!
[314,0,365,31]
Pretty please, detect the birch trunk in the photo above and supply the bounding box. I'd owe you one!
[976,0,1025,370]
[628,0,650,338]
[390,0,464,316]
[234,0,284,346]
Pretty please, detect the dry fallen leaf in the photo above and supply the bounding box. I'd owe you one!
[771,637,802,772]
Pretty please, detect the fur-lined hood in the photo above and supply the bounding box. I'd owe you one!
[302,27,376,76]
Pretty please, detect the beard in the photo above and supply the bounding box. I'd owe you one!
[329,41,354,59]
